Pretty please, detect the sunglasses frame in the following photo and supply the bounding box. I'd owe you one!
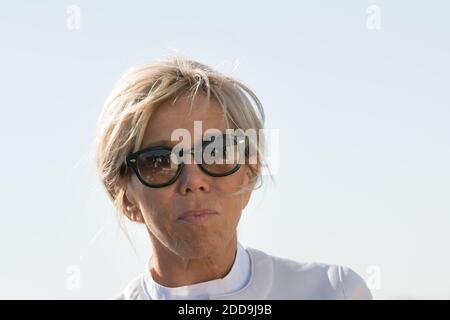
[125,133,247,188]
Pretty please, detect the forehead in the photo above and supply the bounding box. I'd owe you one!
[142,93,232,147]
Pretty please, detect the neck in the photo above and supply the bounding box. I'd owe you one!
[148,233,238,288]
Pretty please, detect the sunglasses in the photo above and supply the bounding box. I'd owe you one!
[125,133,249,188]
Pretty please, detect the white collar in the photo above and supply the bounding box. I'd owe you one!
[143,241,251,300]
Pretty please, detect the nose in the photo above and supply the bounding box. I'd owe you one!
[177,161,211,195]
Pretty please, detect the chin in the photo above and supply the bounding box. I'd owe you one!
[174,236,226,258]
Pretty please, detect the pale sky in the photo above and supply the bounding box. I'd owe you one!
[0,1,449,299]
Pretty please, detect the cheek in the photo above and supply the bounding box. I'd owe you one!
[131,178,175,227]
[216,168,251,212]
[138,189,179,245]
[140,189,173,219]
[219,166,250,194]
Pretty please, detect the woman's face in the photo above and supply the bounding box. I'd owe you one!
[124,93,253,258]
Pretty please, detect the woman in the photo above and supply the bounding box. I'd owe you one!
[95,56,372,300]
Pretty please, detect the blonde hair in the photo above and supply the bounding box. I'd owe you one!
[95,55,267,221]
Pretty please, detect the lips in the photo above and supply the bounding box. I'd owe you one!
[178,209,218,224]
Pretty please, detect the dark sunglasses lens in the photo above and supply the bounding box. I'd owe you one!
[201,135,243,175]
[136,149,178,186]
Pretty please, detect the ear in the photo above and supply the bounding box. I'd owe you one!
[123,188,145,224]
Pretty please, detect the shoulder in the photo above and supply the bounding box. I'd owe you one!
[337,264,373,300]
[247,247,372,300]
[115,274,149,300]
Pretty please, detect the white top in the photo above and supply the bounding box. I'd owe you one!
[145,241,251,300]
[117,243,373,300]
